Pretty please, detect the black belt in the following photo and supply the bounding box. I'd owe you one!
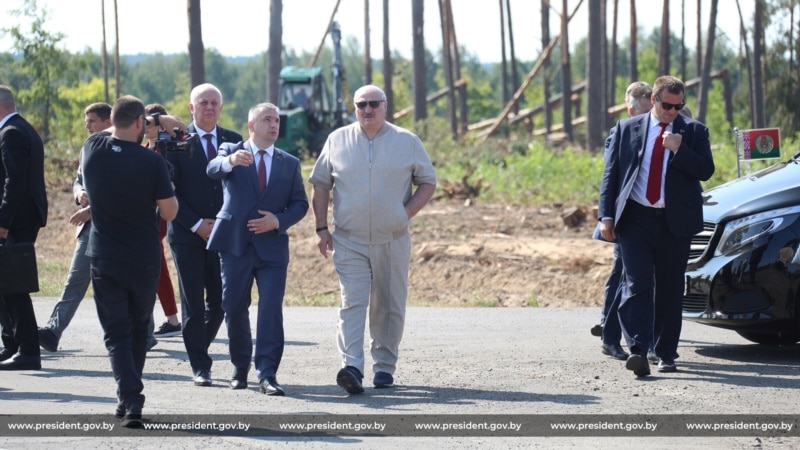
[626,199,665,216]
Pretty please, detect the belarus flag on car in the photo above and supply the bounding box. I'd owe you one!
[741,128,781,160]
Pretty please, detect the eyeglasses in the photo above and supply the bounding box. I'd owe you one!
[656,95,685,111]
[355,100,385,110]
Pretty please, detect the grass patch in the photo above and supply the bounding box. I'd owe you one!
[35,259,73,297]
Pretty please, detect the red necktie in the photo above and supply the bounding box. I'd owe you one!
[204,134,216,161]
[645,123,669,205]
[258,150,267,194]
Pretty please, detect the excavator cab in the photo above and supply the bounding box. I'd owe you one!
[278,68,331,135]
[275,21,349,157]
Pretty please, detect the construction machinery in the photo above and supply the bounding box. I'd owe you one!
[276,21,350,156]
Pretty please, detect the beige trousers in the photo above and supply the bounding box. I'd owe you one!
[332,231,411,376]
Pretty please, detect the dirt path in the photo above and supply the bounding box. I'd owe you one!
[285,200,614,307]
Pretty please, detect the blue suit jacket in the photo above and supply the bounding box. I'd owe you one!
[205,140,308,262]
[598,113,715,237]
[166,123,243,246]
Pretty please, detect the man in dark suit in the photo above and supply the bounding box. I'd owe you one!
[207,103,308,395]
[598,75,715,377]
[167,83,243,387]
[0,85,47,371]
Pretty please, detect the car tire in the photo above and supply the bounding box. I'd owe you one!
[735,330,800,345]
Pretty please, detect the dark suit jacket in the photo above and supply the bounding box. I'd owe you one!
[599,113,715,237]
[206,140,308,262]
[0,114,47,235]
[166,123,242,246]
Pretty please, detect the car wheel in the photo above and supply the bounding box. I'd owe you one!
[735,330,800,345]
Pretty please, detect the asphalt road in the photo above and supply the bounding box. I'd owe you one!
[1,298,798,449]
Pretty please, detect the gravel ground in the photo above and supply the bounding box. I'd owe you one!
[0,299,798,449]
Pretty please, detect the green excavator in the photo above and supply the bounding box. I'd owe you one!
[276,21,350,156]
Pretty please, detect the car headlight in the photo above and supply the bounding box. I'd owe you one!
[715,206,800,256]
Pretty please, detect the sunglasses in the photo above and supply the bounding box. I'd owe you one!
[656,95,685,111]
[355,100,385,110]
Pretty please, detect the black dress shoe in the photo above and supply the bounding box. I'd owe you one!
[336,366,364,394]
[625,354,650,377]
[601,343,629,361]
[121,406,143,429]
[657,358,677,373]
[0,348,17,362]
[0,353,41,370]
[649,350,681,363]
[230,365,250,390]
[114,403,126,420]
[38,328,58,353]
[259,377,285,396]
[590,324,603,337]
[193,370,212,386]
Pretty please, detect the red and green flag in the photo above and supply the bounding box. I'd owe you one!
[741,128,781,160]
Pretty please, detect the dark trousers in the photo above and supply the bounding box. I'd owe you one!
[91,257,160,410]
[0,300,17,353]
[170,243,224,374]
[220,244,286,381]
[616,209,690,358]
[0,228,41,356]
[600,244,623,345]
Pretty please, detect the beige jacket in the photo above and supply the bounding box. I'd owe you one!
[308,121,437,245]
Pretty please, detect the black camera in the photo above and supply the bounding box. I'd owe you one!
[154,128,199,154]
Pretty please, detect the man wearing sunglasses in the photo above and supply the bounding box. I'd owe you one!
[309,84,437,394]
[598,75,715,377]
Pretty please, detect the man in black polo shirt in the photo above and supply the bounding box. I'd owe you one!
[81,95,178,427]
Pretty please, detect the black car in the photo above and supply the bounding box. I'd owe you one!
[682,155,800,345]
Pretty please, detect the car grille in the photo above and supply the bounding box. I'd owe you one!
[688,221,717,264]
[683,293,708,313]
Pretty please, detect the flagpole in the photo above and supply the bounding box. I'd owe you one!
[734,127,741,178]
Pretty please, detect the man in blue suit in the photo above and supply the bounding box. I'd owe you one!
[206,103,308,395]
[167,83,243,387]
[598,76,714,377]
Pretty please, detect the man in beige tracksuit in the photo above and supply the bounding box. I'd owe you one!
[308,84,437,394]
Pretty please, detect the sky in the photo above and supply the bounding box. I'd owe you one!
[0,0,755,64]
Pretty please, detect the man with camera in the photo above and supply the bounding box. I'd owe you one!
[37,103,185,354]
[166,83,243,387]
